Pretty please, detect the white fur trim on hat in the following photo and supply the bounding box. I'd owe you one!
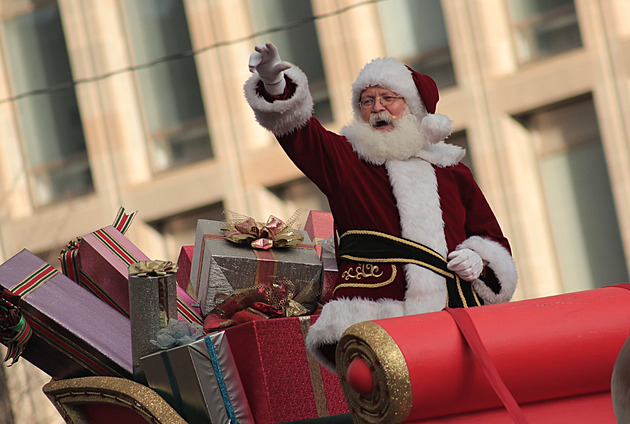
[243,65,313,137]
[306,297,405,371]
[456,236,518,304]
[351,58,426,120]
[421,113,454,144]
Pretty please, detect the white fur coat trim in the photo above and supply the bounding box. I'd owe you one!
[386,159,450,314]
[305,297,405,371]
[457,236,518,304]
[243,65,313,137]
[417,141,464,167]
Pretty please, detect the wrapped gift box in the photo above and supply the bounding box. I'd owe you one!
[190,220,322,316]
[0,249,132,379]
[174,246,203,324]
[224,315,349,424]
[141,331,254,424]
[304,211,338,304]
[304,210,334,258]
[71,225,201,324]
[176,245,195,296]
[77,224,151,316]
[128,261,179,383]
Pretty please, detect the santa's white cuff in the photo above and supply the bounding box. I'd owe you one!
[243,65,313,137]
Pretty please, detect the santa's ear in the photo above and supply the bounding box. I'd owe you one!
[421,113,452,144]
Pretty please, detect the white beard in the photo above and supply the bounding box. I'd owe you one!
[340,111,427,165]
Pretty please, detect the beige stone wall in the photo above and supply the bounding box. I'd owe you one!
[1,347,63,424]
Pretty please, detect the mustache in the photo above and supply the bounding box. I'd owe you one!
[369,111,393,127]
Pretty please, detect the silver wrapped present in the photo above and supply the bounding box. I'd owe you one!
[190,219,322,316]
[140,331,254,424]
[128,260,178,383]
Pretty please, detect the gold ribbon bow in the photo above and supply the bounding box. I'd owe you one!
[129,260,179,277]
[222,209,305,250]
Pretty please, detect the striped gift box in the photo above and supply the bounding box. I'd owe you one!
[67,225,202,325]
[0,249,132,379]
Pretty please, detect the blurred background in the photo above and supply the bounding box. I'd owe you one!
[0,0,628,422]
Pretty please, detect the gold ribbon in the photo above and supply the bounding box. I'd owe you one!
[299,316,329,417]
[213,279,317,319]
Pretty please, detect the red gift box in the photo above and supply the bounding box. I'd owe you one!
[304,210,334,259]
[176,245,195,295]
[224,315,348,423]
[304,211,337,304]
[175,245,203,324]
[0,249,132,379]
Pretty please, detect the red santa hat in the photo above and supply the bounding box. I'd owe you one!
[351,58,452,143]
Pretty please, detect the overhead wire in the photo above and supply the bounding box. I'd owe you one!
[0,0,385,104]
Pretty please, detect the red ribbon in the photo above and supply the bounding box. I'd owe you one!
[445,307,530,424]
[112,206,137,235]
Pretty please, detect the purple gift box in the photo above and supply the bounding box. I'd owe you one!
[0,249,132,379]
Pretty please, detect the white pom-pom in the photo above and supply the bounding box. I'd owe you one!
[420,113,453,144]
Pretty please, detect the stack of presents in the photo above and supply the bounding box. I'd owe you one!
[1,206,628,423]
[0,207,347,424]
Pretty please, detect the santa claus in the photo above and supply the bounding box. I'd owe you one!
[245,43,518,371]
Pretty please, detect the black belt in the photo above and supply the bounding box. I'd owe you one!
[339,230,482,308]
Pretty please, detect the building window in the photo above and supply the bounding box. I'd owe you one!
[3,3,94,206]
[123,0,212,171]
[249,0,332,123]
[149,203,224,262]
[377,0,456,88]
[517,95,628,292]
[507,0,582,63]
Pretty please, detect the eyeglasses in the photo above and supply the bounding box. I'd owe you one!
[358,95,404,109]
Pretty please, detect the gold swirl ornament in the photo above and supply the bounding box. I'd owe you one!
[336,321,412,424]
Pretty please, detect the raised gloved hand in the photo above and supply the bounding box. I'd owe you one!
[447,248,483,282]
[248,43,291,95]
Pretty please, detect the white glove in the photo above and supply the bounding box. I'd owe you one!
[447,248,483,282]
[248,43,291,95]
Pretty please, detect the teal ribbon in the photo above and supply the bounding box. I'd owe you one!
[204,336,239,423]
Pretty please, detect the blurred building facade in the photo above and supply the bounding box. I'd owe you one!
[0,0,628,421]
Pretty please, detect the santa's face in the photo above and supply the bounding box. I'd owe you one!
[359,86,407,131]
